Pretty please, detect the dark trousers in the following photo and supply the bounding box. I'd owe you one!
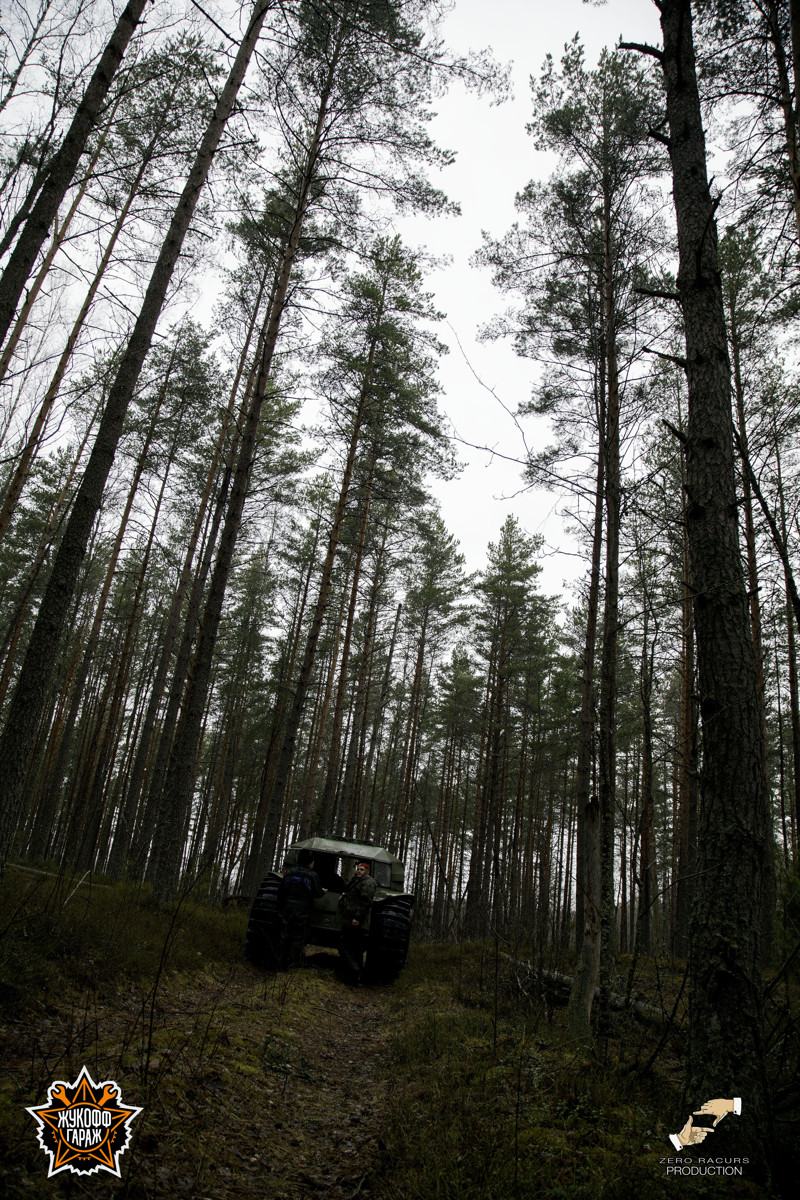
[279,912,310,968]
[338,923,365,982]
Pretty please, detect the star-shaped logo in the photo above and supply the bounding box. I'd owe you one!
[26,1066,142,1177]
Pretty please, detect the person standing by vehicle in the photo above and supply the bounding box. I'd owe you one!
[277,848,325,968]
[337,861,377,985]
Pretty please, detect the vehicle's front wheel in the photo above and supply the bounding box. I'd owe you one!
[365,895,413,983]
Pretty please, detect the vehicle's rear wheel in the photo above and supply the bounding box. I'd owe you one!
[365,896,413,983]
[245,875,281,968]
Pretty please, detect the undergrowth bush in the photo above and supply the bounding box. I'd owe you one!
[0,865,247,1016]
[384,942,769,1200]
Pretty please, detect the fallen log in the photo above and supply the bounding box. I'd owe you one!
[505,958,684,1032]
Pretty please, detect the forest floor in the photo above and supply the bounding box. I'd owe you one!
[0,867,795,1200]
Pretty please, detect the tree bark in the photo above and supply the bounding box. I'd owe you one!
[657,0,772,1173]
[567,384,605,1040]
[596,185,621,1063]
[673,417,698,957]
[316,449,377,834]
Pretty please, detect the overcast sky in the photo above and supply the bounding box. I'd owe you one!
[398,0,663,601]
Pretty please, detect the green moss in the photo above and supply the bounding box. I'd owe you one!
[0,868,248,1017]
[382,941,777,1200]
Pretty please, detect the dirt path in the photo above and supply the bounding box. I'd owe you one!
[246,953,392,1199]
[133,949,397,1200]
[3,947,397,1200]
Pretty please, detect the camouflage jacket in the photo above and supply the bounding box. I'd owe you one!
[338,874,377,924]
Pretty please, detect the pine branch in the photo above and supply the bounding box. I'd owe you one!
[643,345,688,370]
[662,418,687,445]
[619,39,664,63]
[635,286,681,303]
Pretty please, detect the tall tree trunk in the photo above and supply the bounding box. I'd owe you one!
[394,611,429,859]
[239,514,322,893]
[359,599,402,835]
[0,111,116,386]
[654,0,772,1170]
[596,189,621,1062]
[316,450,377,833]
[339,520,389,833]
[297,551,354,838]
[151,27,352,902]
[673,415,698,957]
[464,647,497,935]
[138,450,236,879]
[567,387,605,1039]
[729,291,772,966]
[24,342,178,858]
[76,408,181,871]
[0,0,57,116]
[0,397,101,716]
[764,0,800,245]
[773,431,800,875]
[114,270,271,878]
[637,603,657,955]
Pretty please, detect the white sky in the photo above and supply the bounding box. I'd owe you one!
[399,0,663,601]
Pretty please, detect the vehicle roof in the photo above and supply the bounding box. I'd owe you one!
[289,835,401,866]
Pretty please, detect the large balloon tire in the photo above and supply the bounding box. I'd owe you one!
[245,875,281,969]
[365,896,413,984]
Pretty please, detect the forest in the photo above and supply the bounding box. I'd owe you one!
[0,0,799,1196]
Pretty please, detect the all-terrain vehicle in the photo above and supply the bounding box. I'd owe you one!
[244,835,414,982]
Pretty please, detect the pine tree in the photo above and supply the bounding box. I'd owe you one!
[624,0,773,1172]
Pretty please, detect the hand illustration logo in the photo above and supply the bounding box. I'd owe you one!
[673,1118,710,1148]
[669,1098,741,1152]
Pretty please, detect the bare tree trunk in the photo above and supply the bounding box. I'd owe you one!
[637,604,657,955]
[653,0,772,1170]
[0,0,57,116]
[673,416,698,957]
[317,450,377,833]
[248,284,388,883]
[25,343,178,858]
[151,25,354,901]
[596,187,621,1063]
[339,521,389,832]
[238,513,322,892]
[464,647,496,935]
[728,297,773,964]
[359,600,402,835]
[764,0,800,245]
[297,551,354,837]
[76,407,182,871]
[0,114,115,386]
[567,393,605,1039]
